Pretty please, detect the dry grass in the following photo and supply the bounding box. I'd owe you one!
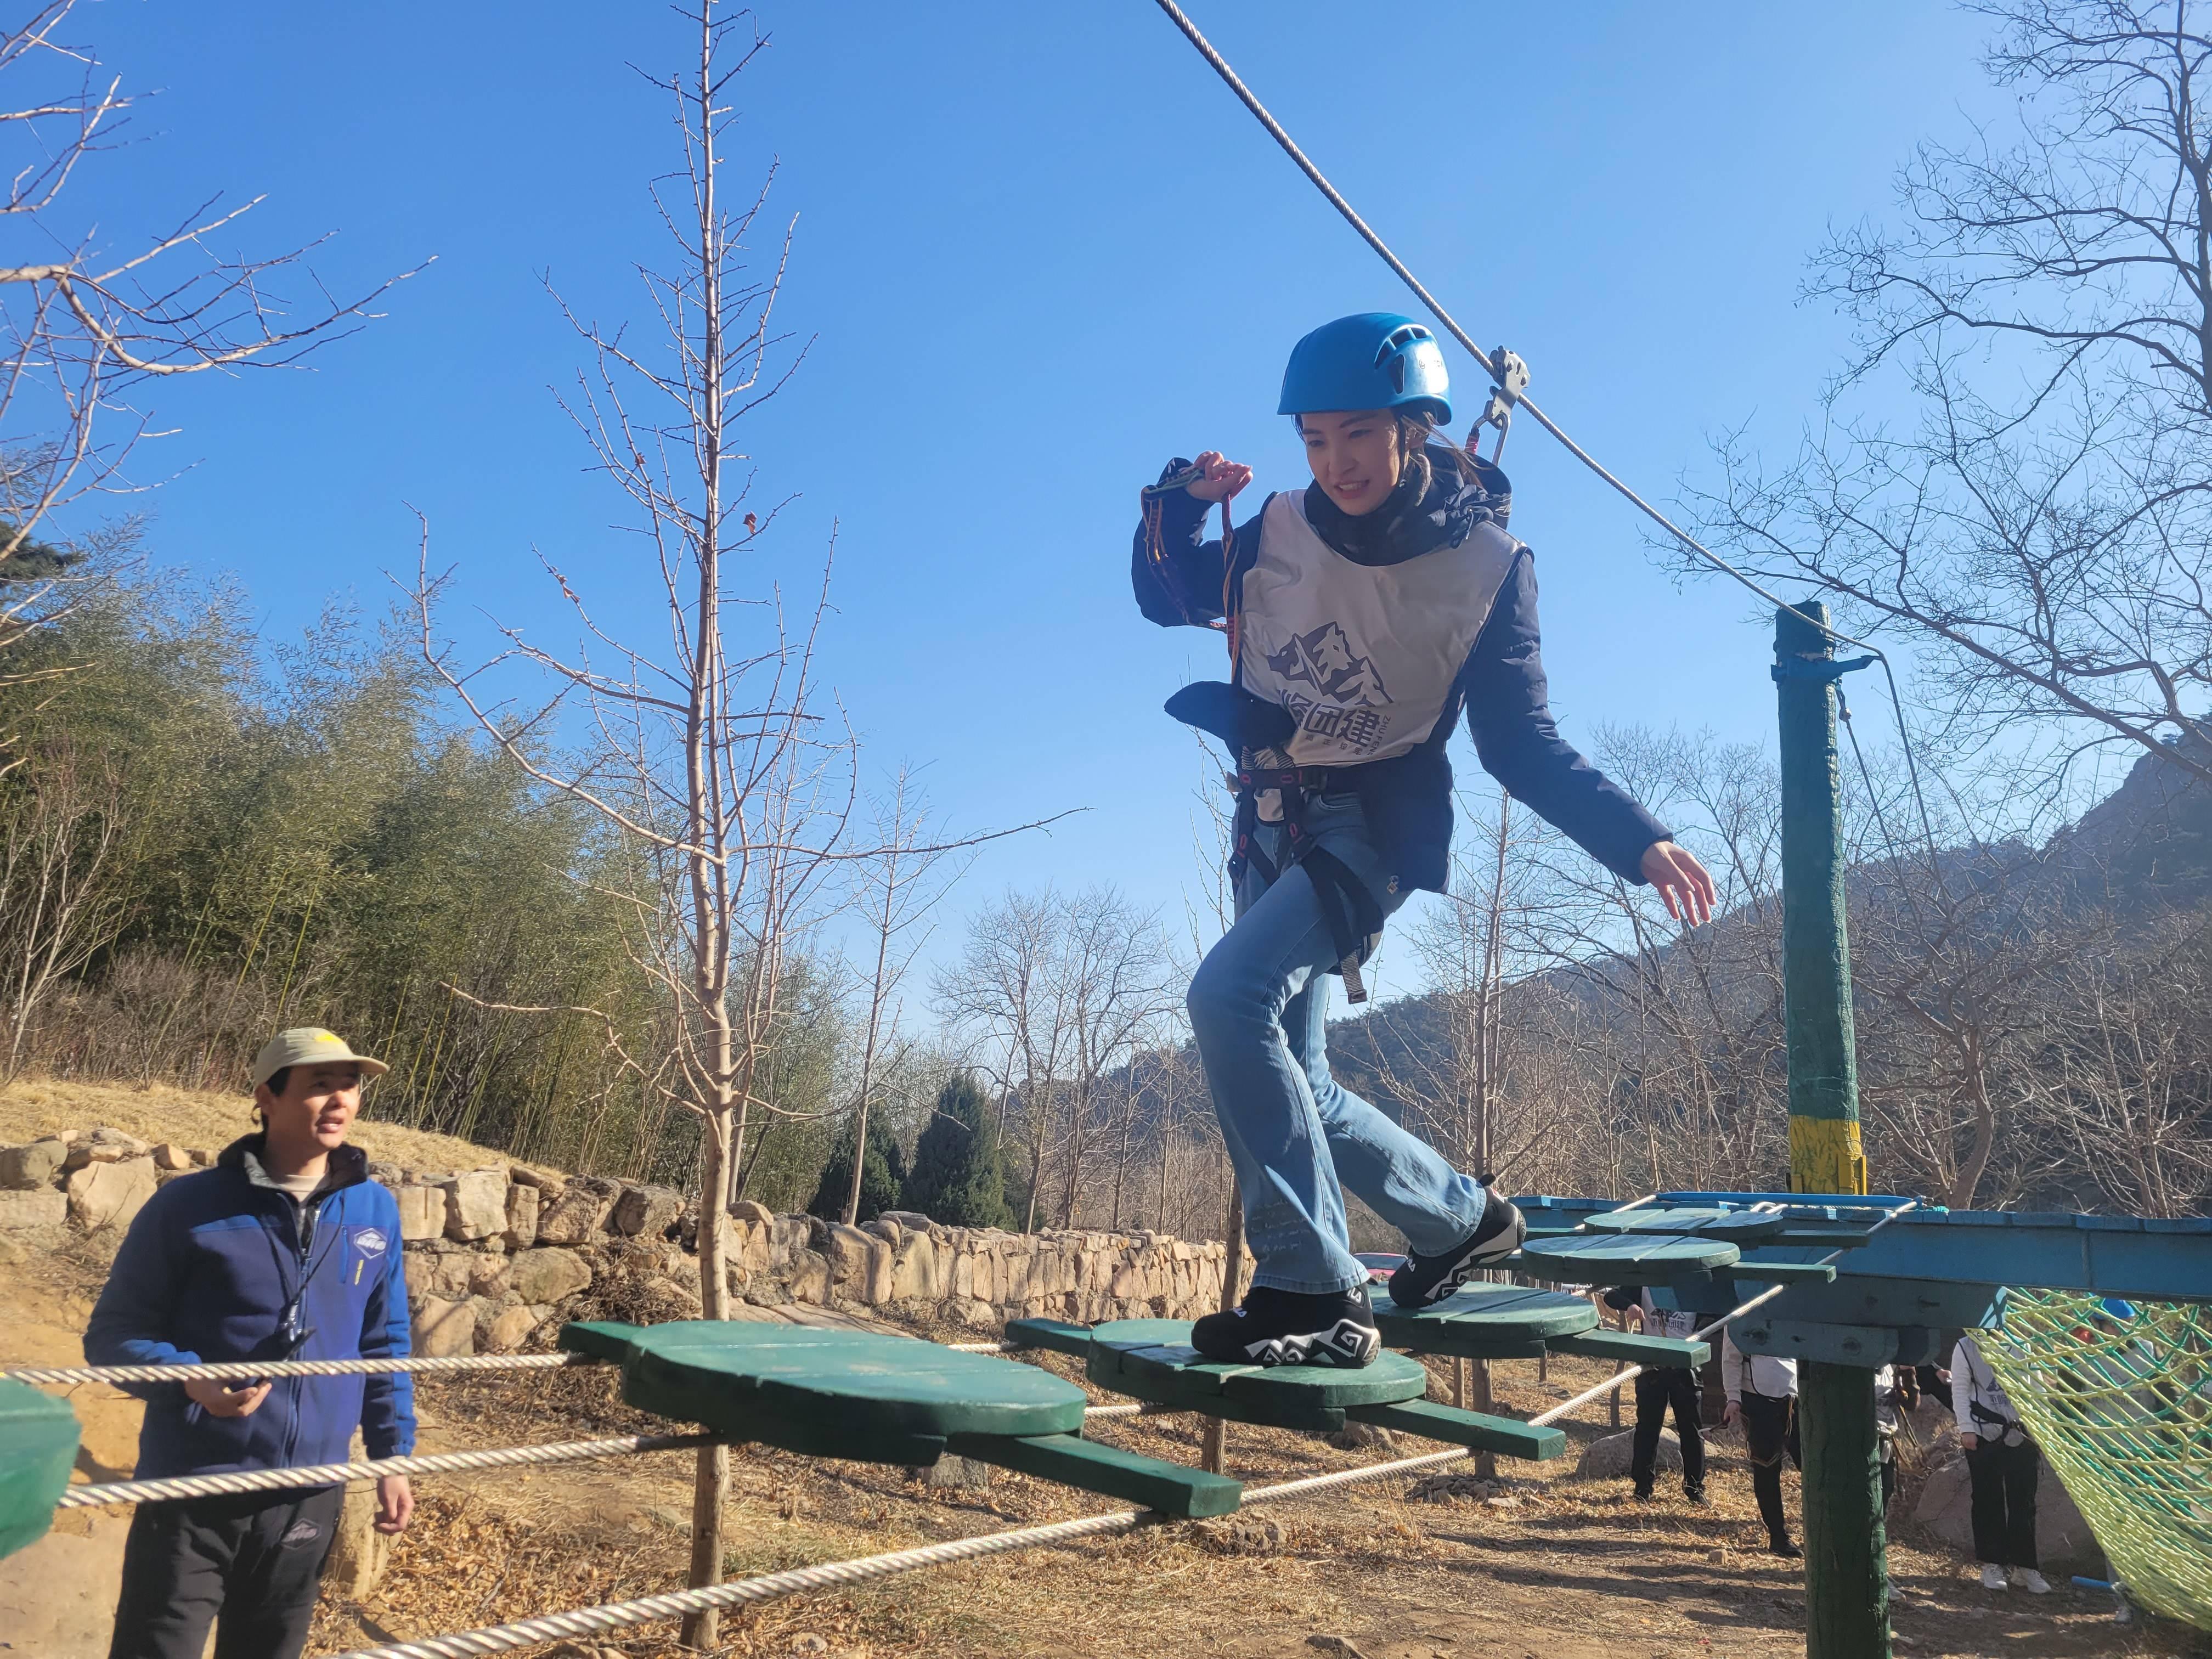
[0,1073,556,1177]
[303,1348,2195,1659]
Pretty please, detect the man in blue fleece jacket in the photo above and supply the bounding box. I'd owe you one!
[86,1027,417,1659]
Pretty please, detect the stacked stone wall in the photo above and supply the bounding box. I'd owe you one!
[0,1126,1240,1356]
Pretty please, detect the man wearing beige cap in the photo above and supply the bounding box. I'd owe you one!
[86,1028,418,1659]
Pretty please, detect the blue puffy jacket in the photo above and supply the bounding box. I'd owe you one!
[84,1136,416,1480]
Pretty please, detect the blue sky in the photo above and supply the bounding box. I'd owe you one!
[59,1,2002,997]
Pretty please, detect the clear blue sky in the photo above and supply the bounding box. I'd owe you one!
[64,1,2001,996]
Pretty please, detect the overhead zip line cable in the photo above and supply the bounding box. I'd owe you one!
[1147,0,1945,875]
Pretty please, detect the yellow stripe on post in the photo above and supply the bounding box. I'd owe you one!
[1789,1113,1867,1198]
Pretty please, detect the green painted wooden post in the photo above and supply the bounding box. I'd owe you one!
[1799,1362,1889,1659]
[1774,602,1867,1198]
[1775,601,1886,1658]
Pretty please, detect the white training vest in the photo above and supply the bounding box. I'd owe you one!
[1237,488,1520,768]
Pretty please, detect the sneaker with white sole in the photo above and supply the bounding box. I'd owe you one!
[1979,1563,2008,1591]
[1189,1284,1380,1368]
[2012,1567,2051,1594]
[1388,1194,1526,1309]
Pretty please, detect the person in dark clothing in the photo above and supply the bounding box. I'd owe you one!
[1133,313,1717,1369]
[1605,1288,1706,1502]
[1953,1335,2049,1593]
[1723,1330,1802,1559]
[86,1028,416,1659]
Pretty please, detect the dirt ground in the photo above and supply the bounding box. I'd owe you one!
[0,1088,2197,1659]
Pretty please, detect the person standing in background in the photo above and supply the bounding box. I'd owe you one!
[1605,1286,1706,1503]
[1953,1334,2049,1593]
[85,1029,416,1659]
[1722,1328,1802,1559]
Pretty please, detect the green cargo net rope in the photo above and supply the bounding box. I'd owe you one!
[1983,1290,2212,1632]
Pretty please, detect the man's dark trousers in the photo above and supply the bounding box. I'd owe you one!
[1966,1437,2040,1568]
[1631,1365,1705,1497]
[107,1485,345,1659]
[1740,1392,1801,1546]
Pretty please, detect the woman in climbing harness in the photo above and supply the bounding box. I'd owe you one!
[1133,312,1717,1368]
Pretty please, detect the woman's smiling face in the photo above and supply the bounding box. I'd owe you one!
[1299,409,1402,516]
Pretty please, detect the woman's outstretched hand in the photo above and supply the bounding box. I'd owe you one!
[1641,839,1717,927]
[1186,450,1252,503]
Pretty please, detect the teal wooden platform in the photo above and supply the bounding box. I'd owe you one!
[0,1379,77,1562]
[1080,1319,1565,1461]
[1371,1283,1597,1359]
[1581,1206,1787,1244]
[562,1320,1240,1517]
[1516,1232,1741,1284]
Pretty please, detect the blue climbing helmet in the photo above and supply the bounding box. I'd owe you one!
[1278,312,1452,423]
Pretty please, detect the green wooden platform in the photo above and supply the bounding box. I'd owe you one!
[0,1379,78,1562]
[1370,1283,1598,1359]
[1081,1319,1565,1461]
[562,1320,1240,1518]
[1581,1206,1787,1244]
[1515,1232,1742,1284]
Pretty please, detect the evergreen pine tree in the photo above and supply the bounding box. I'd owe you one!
[805,1114,906,1223]
[902,1072,1015,1228]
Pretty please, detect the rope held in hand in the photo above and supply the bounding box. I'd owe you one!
[2,1351,601,1387]
[59,1432,720,1509]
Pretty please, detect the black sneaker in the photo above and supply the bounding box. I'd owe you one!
[1684,1487,1710,1506]
[1769,1537,1803,1560]
[1189,1284,1380,1368]
[1388,1194,1527,1308]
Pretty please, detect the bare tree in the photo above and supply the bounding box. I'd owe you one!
[408,9,845,1641]
[2022,911,2212,1216]
[1686,1,2212,797]
[937,885,1178,1230]
[0,741,128,1081]
[837,765,974,1226]
[0,1,416,660]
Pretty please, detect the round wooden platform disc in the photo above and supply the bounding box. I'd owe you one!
[1085,1318,1429,1420]
[1580,1206,1786,1242]
[620,1319,1089,1446]
[1374,1282,1599,1342]
[1516,1232,1741,1282]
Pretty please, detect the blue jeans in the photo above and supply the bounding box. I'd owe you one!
[1186,792,1489,1295]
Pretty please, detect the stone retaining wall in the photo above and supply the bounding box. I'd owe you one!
[0,1127,1241,1358]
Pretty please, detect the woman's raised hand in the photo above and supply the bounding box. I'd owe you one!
[1640,839,1718,927]
[1186,450,1252,504]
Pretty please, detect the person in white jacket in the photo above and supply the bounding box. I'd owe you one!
[1953,1335,2050,1593]
[1722,1330,1801,1559]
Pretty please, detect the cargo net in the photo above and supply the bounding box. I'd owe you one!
[1984,1290,2212,1630]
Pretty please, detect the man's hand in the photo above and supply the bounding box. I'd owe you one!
[1185,450,1252,504]
[1960,1432,1979,1451]
[1722,1400,1741,1429]
[1641,840,1718,927]
[183,1378,271,1418]
[375,1475,414,1535]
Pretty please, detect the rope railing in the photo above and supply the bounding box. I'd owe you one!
[3,1352,601,1387]
[317,1441,1503,1659]
[60,1432,719,1509]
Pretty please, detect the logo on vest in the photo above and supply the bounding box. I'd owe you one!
[1264,623,1391,707]
[354,1228,388,1259]
[280,1519,323,1548]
